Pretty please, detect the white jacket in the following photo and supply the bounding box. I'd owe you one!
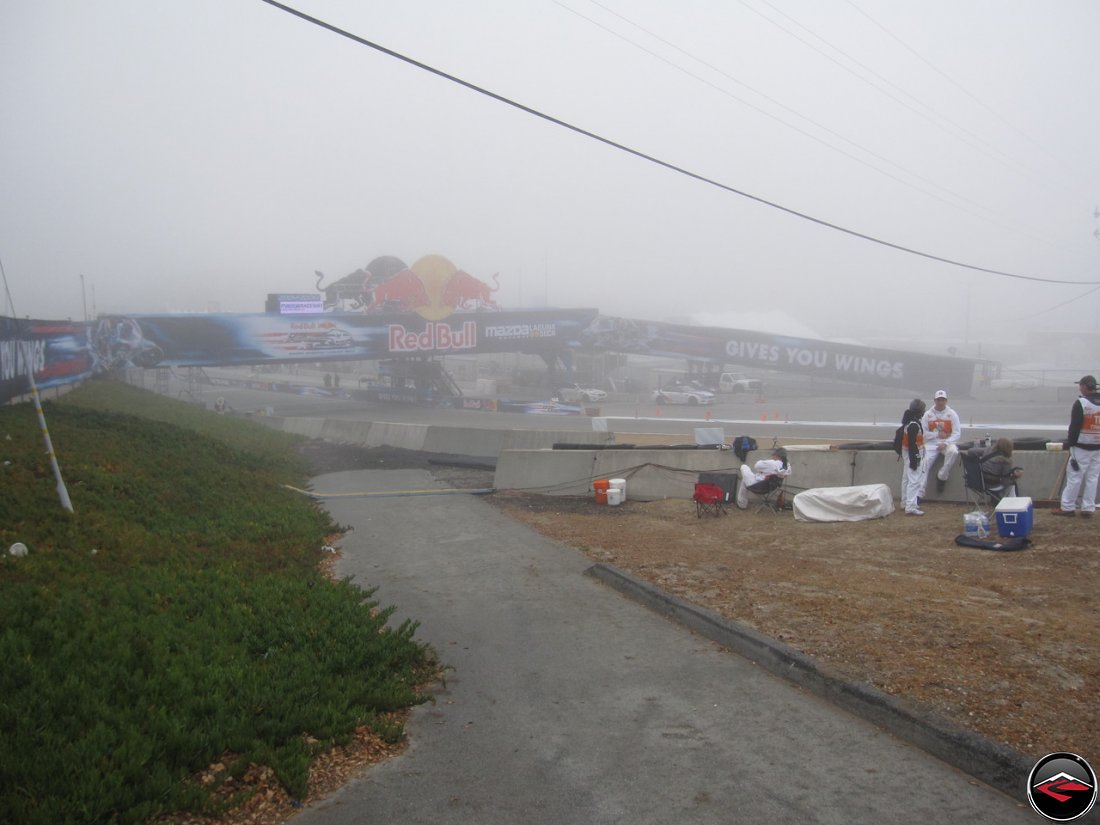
[922,405,961,448]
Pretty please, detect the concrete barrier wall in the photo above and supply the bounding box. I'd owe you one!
[502,430,616,450]
[363,421,430,451]
[495,447,1075,504]
[422,425,508,459]
[258,416,327,439]
[420,427,611,458]
[493,449,600,496]
[493,448,740,499]
[255,413,1080,505]
[318,419,373,445]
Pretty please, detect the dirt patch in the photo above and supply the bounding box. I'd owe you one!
[486,490,1099,763]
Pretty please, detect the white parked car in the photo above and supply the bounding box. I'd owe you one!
[557,384,608,403]
[653,383,715,405]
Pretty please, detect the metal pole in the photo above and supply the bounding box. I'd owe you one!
[1,259,74,513]
[27,366,74,513]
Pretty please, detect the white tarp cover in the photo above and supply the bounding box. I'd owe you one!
[793,484,894,522]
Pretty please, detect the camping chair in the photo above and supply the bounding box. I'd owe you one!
[961,453,998,511]
[693,482,727,518]
[746,475,787,513]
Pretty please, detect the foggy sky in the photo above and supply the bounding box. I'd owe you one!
[2,1,1098,362]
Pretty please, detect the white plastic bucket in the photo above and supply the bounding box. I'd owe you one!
[609,478,626,501]
[607,488,623,506]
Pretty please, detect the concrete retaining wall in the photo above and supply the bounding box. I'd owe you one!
[261,416,327,439]
[502,429,615,451]
[318,419,373,445]
[421,425,507,458]
[254,413,1080,505]
[363,422,429,451]
[495,446,1074,504]
[257,415,610,459]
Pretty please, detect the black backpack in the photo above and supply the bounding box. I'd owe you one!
[894,416,924,458]
[732,435,758,462]
[892,422,905,456]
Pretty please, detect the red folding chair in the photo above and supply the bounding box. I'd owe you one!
[693,482,727,518]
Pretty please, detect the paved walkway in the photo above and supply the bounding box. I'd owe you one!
[291,469,1036,824]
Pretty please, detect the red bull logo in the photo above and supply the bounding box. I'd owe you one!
[366,255,500,320]
[442,269,499,311]
[366,269,430,312]
[388,320,477,353]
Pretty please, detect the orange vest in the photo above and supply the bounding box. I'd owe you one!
[902,424,923,451]
[1080,397,1100,445]
[926,412,953,439]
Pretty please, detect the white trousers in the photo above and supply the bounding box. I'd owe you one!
[1059,446,1100,513]
[736,464,757,509]
[900,454,925,512]
[919,442,959,495]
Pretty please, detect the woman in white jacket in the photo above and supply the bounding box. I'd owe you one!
[736,447,791,509]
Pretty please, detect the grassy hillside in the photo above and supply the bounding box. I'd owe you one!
[0,379,435,824]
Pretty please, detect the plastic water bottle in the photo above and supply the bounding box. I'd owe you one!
[964,513,980,538]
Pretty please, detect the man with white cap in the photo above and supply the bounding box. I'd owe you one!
[920,389,962,497]
[1052,374,1100,517]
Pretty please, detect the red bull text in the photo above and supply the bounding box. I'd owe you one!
[388,321,477,353]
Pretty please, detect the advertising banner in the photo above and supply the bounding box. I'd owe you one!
[92,309,601,368]
[0,317,95,403]
[2,307,980,404]
[579,316,978,394]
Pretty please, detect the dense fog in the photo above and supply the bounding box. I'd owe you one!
[2,1,1098,369]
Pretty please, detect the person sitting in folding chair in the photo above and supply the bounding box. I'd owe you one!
[736,447,791,510]
[966,438,1023,505]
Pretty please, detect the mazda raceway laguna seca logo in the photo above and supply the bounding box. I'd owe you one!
[1027,752,1097,822]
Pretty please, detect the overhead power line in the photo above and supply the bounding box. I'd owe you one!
[258,0,1099,287]
[843,0,1072,180]
[563,0,1051,245]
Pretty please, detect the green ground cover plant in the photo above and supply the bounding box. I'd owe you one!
[0,379,435,824]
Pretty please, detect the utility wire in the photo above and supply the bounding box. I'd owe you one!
[1008,284,1100,323]
[742,0,1046,190]
[258,0,1099,286]
[566,0,1051,245]
[843,0,1074,185]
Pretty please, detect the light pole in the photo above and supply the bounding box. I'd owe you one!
[80,274,88,322]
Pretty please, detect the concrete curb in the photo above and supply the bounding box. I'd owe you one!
[585,562,1032,800]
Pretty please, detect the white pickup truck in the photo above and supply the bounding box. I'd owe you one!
[718,372,764,393]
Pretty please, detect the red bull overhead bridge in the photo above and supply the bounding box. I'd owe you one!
[2,254,987,405]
